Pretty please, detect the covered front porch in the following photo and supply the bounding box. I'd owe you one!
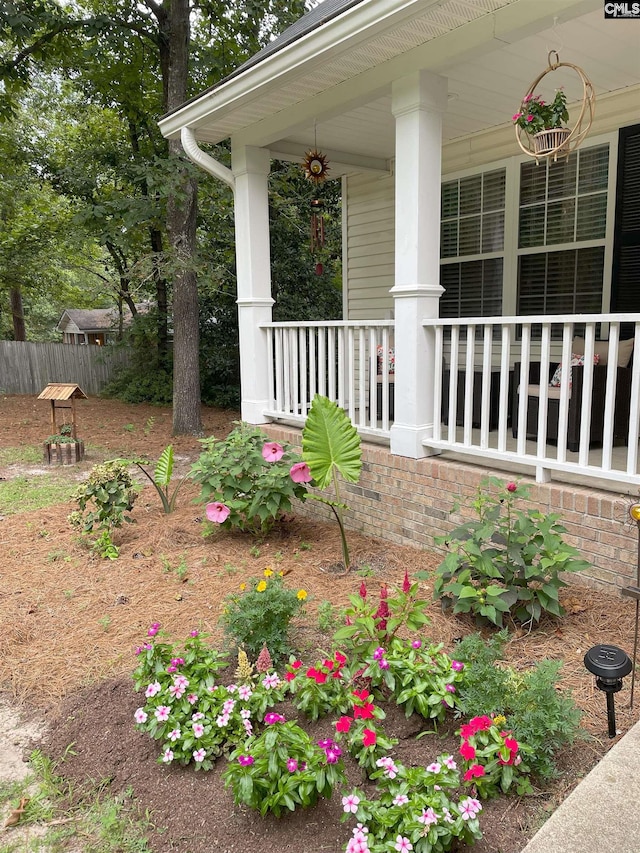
[264,313,640,490]
[159,0,640,507]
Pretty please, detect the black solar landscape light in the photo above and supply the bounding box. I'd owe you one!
[584,644,632,738]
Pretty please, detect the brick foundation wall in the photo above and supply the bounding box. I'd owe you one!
[265,424,638,592]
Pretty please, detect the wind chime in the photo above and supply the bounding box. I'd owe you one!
[302,140,330,275]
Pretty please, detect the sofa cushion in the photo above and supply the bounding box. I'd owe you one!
[572,336,634,367]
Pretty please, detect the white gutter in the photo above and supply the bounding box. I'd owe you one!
[180,127,235,191]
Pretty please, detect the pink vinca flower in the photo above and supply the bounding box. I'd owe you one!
[394,837,413,853]
[451,660,464,672]
[134,708,148,724]
[444,755,457,770]
[262,442,284,462]
[262,673,280,689]
[154,706,171,722]
[168,728,181,742]
[393,794,409,806]
[193,748,206,763]
[205,502,230,523]
[147,622,160,637]
[187,693,198,705]
[237,685,253,700]
[145,681,161,698]
[193,723,205,737]
[427,762,441,773]
[342,793,360,814]
[162,748,174,763]
[287,758,299,773]
[418,808,438,827]
[290,461,312,483]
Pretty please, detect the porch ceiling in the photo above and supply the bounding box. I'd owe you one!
[160,0,640,169]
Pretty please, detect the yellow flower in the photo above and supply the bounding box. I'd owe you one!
[239,582,247,591]
[264,568,274,577]
[492,714,507,728]
[256,580,267,592]
[297,589,307,600]
[278,570,284,576]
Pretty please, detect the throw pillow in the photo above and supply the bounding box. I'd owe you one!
[549,352,600,388]
[377,345,395,374]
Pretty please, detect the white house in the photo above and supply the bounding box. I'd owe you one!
[159,0,640,588]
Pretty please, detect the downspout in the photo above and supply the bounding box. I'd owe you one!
[180,127,235,192]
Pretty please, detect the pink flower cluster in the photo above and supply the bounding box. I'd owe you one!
[375,755,399,778]
[346,824,371,853]
[459,796,482,821]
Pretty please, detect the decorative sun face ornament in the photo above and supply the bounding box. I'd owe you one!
[302,149,330,183]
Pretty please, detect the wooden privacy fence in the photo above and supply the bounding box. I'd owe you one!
[0,341,131,396]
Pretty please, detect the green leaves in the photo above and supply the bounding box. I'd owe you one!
[302,395,361,489]
[433,476,591,628]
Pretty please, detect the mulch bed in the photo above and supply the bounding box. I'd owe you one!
[1,394,639,852]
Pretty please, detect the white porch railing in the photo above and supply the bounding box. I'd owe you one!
[426,314,640,486]
[262,321,395,439]
[262,314,640,488]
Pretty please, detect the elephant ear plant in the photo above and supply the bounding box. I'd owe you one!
[301,395,362,572]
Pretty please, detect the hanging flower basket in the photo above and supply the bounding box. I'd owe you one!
[513,51,595,162]
[533,127,572,155]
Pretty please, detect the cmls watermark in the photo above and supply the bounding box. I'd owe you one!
[604,1,640,17]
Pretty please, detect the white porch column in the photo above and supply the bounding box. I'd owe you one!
[231,144,274,423]
[390,70,447,458]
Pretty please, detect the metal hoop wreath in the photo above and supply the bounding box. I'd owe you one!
[515,51,595,163]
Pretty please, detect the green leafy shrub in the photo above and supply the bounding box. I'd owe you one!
[220,572,306,660]
[429,476,590,627]
[133,626,286,768]
[69,460,137,533]
[455,632,582,779]
[332,572,431,662]
[363,638,465,722]
[223,718,347,816]
[190,423,308,535]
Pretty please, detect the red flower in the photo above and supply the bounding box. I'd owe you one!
[353,703,375,720]
[380,584,388,599]
[506,482,517,492]
[362,728,377,747]
[463,764,486,781]
[334,651,347,666]
[285,672,296,682]
[459,723,476,740]
[335,716,352,733]
[402,569,410,593]
[505,736,519,754]
[470,715,493,732]
[352,689,369,701]
[359,581,367,599]
[291,660,302,670]
[460,741,476,761]
[331,671,343,679]
[323,659,334,670]
[306,667,327,684]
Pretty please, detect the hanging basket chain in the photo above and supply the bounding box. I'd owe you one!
[515,50,595,163]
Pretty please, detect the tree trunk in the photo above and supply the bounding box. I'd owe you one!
[164,0,202,435]
[10,287,26,340]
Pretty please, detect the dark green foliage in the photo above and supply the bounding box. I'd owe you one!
[455,632,582,780]
[68,459,138,533]
[220,574,305,661]
[430,477,591,627]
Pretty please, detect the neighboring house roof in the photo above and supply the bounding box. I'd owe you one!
[56,304,151,335]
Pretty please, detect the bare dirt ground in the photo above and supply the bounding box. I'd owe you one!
[0,393,639,852]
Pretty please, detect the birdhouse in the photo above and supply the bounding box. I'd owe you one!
[37,383,87,464]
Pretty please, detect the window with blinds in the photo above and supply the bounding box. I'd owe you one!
[517,144,609,318]
[440,168,506,318]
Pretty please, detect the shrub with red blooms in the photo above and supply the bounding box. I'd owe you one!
[286,653,352,721]
[457,715,532,798]
[333,688,398,774]
[333,575,431,660]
